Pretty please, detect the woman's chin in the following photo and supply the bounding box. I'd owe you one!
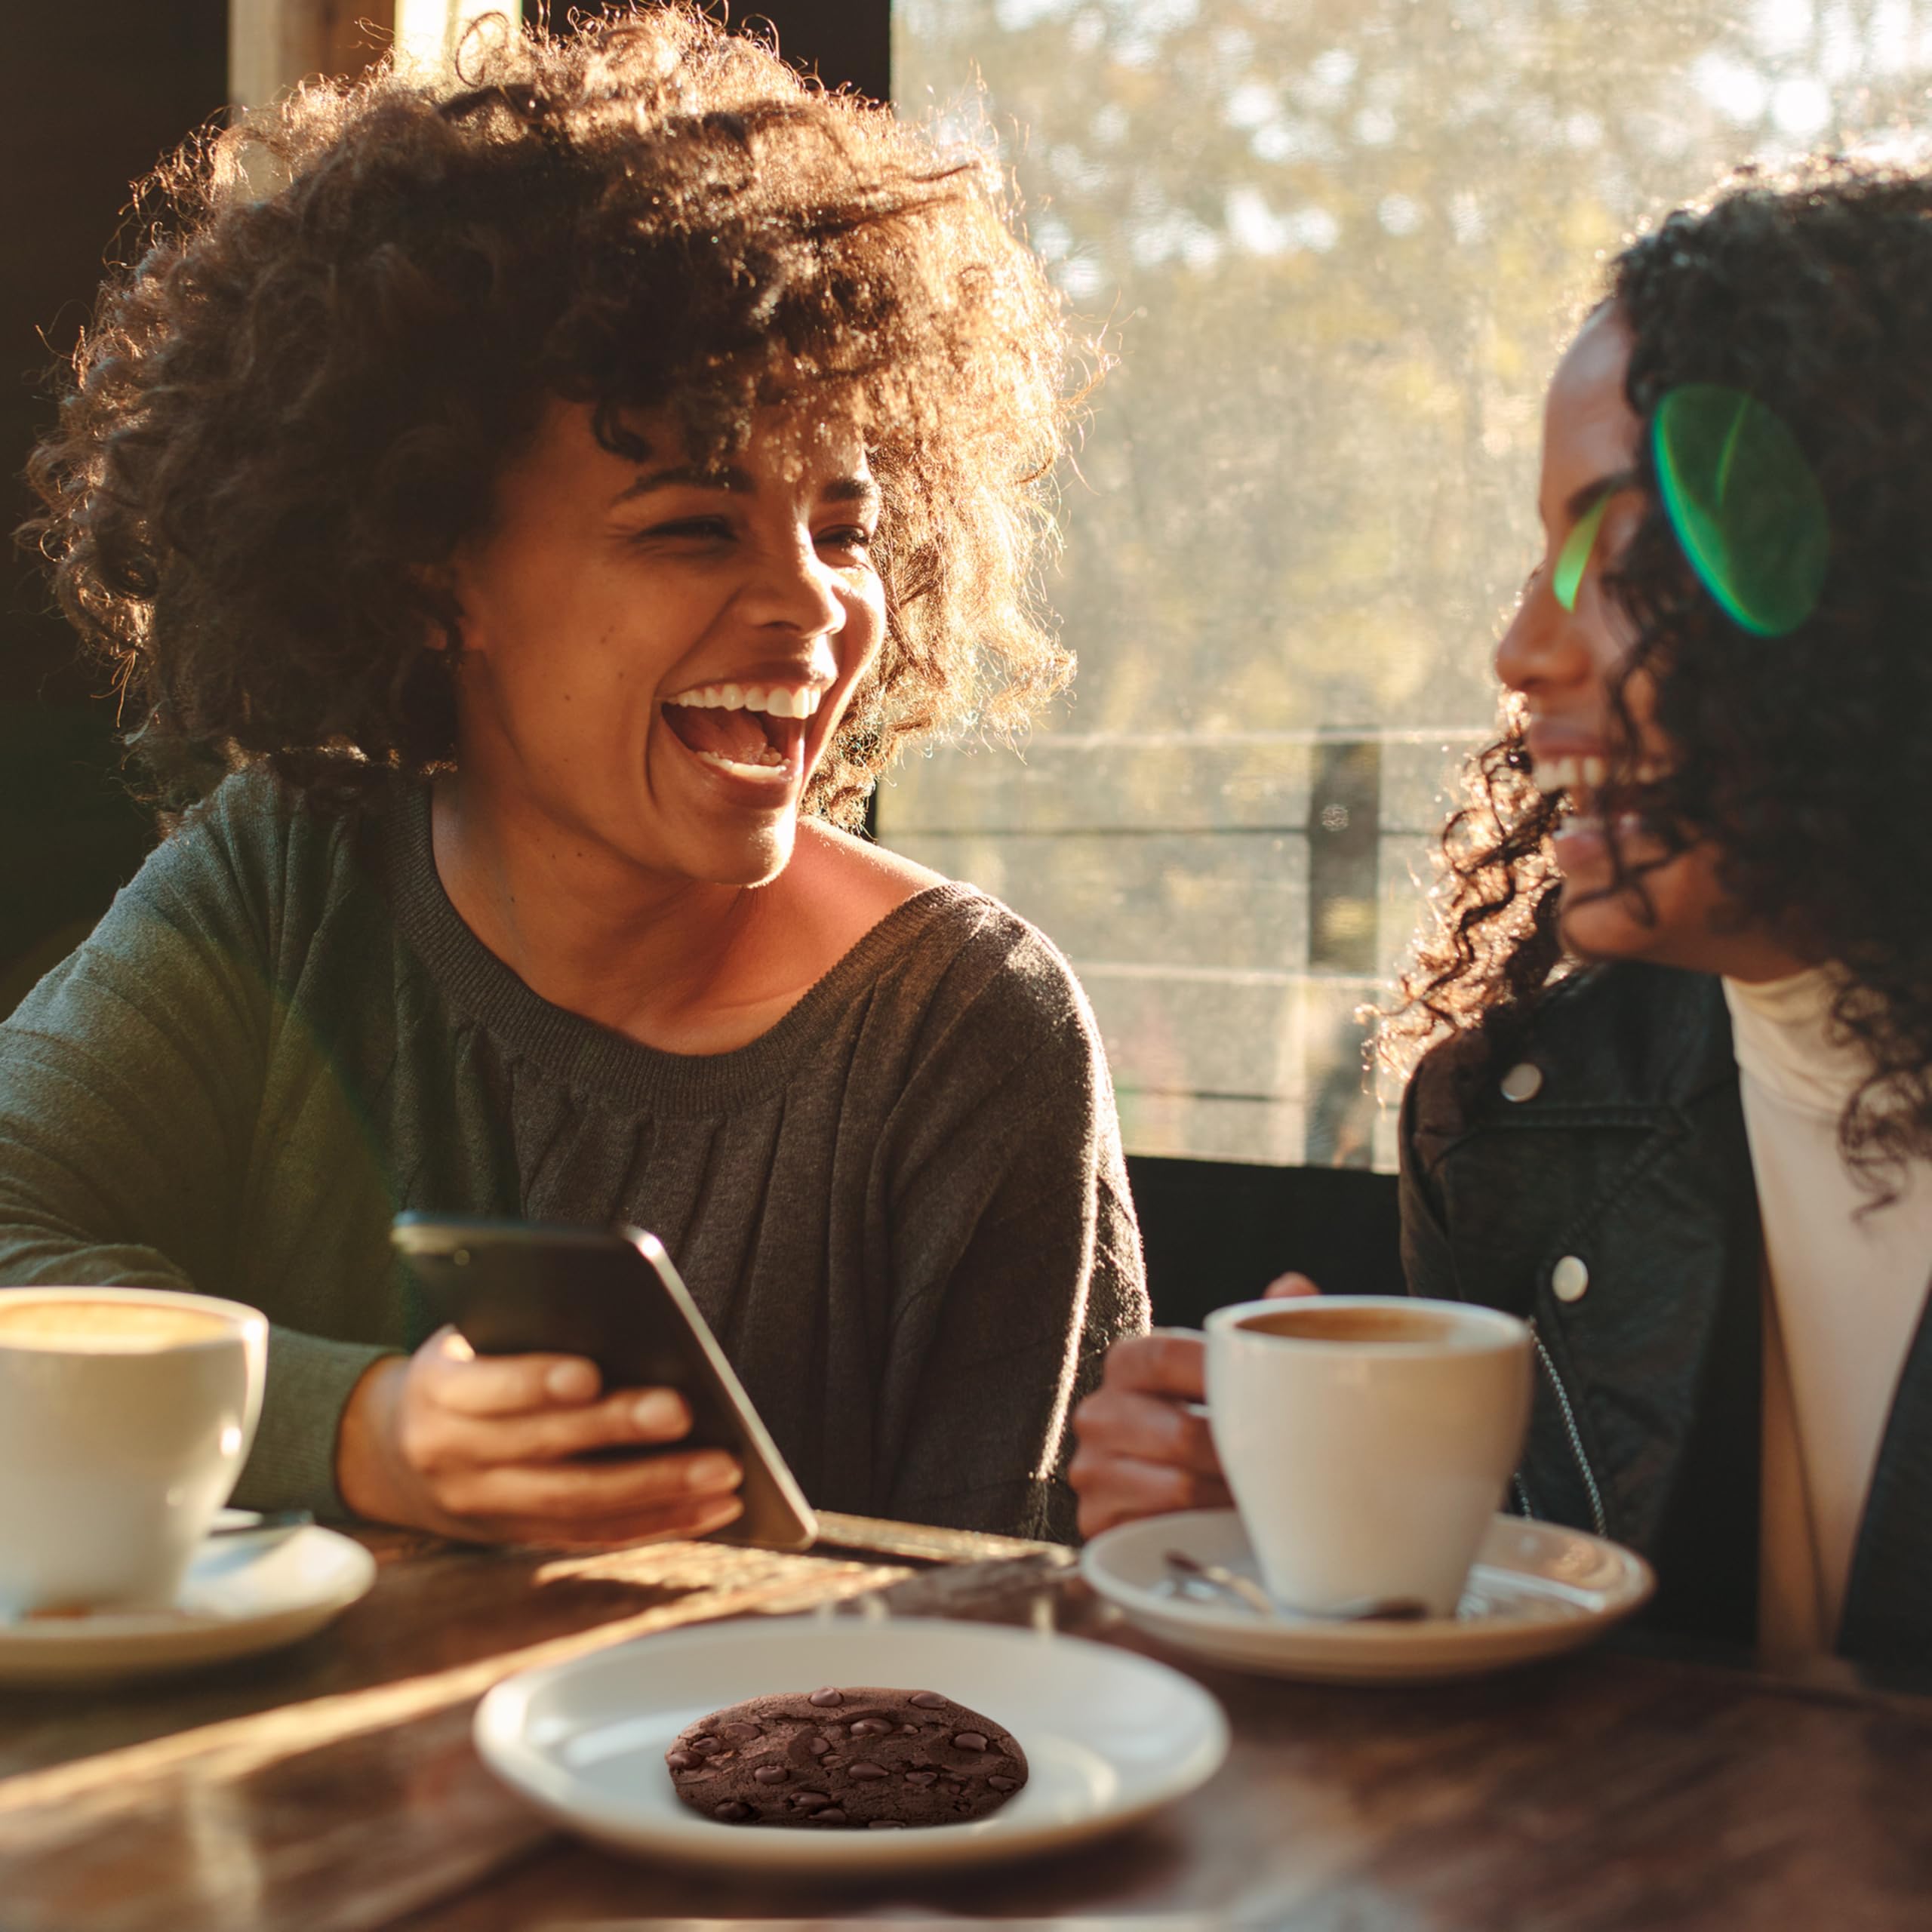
[1558,897,1657,963]
[709,816,799,891]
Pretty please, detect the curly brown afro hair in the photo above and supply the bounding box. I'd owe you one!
[22,4,1081,826]
[1384,158,1932,1189]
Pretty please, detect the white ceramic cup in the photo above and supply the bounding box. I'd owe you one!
[0,1287,267,1617]
[1204,1295,1532,1617]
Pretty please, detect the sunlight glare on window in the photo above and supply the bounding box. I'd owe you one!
[887,0,1932,1170]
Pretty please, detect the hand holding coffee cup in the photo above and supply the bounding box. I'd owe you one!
[1066,1273,1320,1540]
[0,1287,266,1617]
[1204,1297,1531,1619]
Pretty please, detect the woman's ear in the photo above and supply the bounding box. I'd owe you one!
[410,561,467,655]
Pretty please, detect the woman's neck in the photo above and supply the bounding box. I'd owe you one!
[427,775,940,1054]
[429,775,799,1053]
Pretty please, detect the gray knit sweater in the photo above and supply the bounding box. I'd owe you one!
[0,772,1146,1540]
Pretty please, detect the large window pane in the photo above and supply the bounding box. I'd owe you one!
[887,0,1932,1168]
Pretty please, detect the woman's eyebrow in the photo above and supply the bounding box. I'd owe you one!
[616,463,754,500]
[1564,468,1641,523]
[614,468,880,506]
[824,475,882,509]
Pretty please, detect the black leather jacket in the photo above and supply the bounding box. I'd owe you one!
[1399,959,1932,1666]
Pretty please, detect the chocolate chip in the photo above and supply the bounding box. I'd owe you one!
[900,1722,921,1732]
[988,1776,1018,1791]
[713,1801,752,1821]
[807,1737,831,1755]
[721,1722,760,1743]
[942,1780,964,1793]
[952,1732,989,1752]
[792,1790,832,1808]
[808,1687,843,1707]
[689,1737,721,1755]
[851,1718,892,1737]
[869,1820,906,1829]
[849,1761,888,1779]
[909,1690,947,1708]
[666,1750,699,1770]
[814,1807,848,1824]
[753,1765,788,1784]
[903,1770,938,1786]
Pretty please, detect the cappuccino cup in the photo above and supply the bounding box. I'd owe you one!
[0,1287,266,1617]
[1204,1296,1531,1618]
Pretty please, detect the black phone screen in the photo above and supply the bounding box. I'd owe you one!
[389,1214,816,1552]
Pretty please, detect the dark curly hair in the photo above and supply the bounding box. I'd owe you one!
[21,5,1080,826]
[1383,157,1932,1189]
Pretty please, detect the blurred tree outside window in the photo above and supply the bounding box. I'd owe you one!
[886,0,1932,1171]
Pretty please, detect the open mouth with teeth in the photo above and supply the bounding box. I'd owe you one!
[1534,753,1670,808]
[660,680,826,783]
[1534,752,1675,860]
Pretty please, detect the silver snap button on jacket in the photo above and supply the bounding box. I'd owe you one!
[1500,1062,1543,1103]
[1552,1254,1589,1303]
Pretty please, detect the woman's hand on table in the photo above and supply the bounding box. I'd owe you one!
[335,1327,745,1546]
[1068,1272,1319,1540]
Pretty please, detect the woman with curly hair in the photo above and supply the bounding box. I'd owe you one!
[1071,160,1932,1665]
[3,6,1146,1548]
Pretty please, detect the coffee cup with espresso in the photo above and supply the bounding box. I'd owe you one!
[1204,1296,1531,1619]
[0,1287,267,1617]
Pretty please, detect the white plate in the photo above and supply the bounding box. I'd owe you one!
[1081,1509,1654,1684]
[0,1514,376,1685]
[473,1614,1229,1877]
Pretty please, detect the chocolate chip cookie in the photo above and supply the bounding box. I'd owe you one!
[666,1685,1028,1828]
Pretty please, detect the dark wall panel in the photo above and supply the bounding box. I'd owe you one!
[1,2,229,1006]
[1127,1155,1404,1330]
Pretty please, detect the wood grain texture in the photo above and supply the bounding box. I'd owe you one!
[0,1531,914,1932]
[5,1528,1931,1932]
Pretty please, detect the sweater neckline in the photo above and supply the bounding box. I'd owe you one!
[380,781,971,1113]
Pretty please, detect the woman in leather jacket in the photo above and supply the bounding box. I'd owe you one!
[1069,159,1932,1667]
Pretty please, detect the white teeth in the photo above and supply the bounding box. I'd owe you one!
[693,747,790,777]
[1534,752,1676,796]
[664,682,824,717]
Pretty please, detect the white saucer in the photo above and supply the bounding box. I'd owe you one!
[1081,1509,1654,1684]
[0,1513,377,1686]
[473,1613,1229,1878]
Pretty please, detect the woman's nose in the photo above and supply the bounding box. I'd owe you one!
[745,533,845,638]
[1494,577,1587,697]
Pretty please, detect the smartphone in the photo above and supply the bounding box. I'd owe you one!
[389,1213,817,1552]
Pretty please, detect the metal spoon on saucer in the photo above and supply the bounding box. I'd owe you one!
[1162,1550,1428,1622]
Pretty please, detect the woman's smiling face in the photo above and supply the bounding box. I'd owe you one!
[1497,305,1809,982]
[445,399,885,891]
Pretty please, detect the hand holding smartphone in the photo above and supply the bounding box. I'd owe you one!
[389,1214,817,1552]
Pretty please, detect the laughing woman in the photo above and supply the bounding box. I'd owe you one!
[3,8,1146,1546]
[1071,161,1932,1664]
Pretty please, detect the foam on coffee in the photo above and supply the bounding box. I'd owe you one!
[0,1299,234,1352]
[1232,1303,1487,1348]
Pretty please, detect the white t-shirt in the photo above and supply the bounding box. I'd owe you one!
[1724,969,1932,1658]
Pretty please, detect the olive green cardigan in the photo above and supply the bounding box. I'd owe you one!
[0,772,1146,1540]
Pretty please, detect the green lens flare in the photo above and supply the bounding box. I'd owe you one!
[1653,385,1829,638]
[1552,491,1611,612]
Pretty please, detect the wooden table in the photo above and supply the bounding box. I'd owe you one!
[2,1513,1930,1931]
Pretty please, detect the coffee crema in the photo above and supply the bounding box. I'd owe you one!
[1232,1304,1473,1347]
[0,1299,234,1352]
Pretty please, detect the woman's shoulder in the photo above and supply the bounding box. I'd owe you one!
[125,765,402,956]
[1409,960,1734,1140]
[791,817,949,929]
[792,824,1094,1043]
